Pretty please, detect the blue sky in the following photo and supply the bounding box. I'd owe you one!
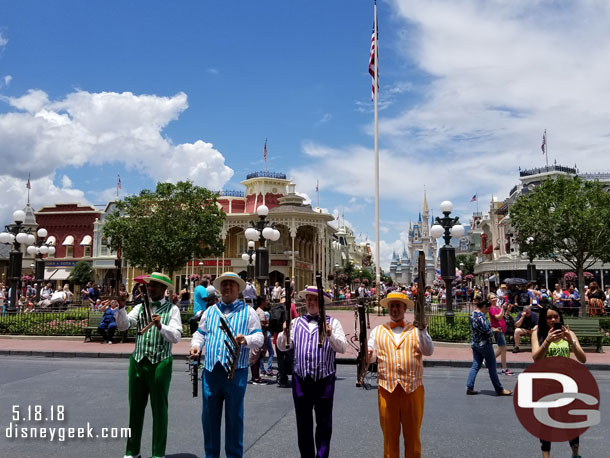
[2,1,610,269]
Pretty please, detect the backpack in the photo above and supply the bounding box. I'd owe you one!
[268,303,286,333]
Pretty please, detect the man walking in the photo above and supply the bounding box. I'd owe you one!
[367,292,434,458]
[116,272,182,458]
[190,272,263,458]
[277,286,347,458]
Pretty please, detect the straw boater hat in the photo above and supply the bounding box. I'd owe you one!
[380,291,414,309]
[144,272,173,289]
[213,272,246,292]
[298,286,332,304]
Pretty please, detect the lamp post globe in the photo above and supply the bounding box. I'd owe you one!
[256,204,269,217]
[430,224,444,239]
[37,228,48,238]
[12,210,26,224]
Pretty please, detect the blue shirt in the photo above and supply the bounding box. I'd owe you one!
[193,285,208,315]
[470,310,493,347]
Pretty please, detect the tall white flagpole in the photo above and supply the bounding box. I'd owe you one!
[374,0,381,307]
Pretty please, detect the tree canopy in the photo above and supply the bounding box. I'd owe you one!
[510,175,610,303]
[103,181,226,287]
[68,260,95,286]
[456,253,476,275]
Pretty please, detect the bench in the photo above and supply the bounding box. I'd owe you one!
[84,312,130,343]
[564,318,604,353]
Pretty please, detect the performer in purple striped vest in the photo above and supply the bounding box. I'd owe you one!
[277,286,347,458]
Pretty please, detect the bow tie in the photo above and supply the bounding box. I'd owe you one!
[305,314,320,323]
[389,320,405,329]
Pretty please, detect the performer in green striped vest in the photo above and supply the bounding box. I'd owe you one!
[116,272,183,458]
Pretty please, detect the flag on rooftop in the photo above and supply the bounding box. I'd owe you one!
[470,194,477,202]
[541,129,547,154]
[26,173,31,190]
[264,138,267,162]
[117,174,122,190]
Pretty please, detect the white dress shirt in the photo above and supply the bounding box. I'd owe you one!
[115,299,182,344]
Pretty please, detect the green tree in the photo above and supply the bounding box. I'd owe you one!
[68,260,95,286]
[456,253,476,275]
[103,181,226,291]
[510,176,610,308]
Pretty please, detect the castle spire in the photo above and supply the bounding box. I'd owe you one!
[423,188,429,214]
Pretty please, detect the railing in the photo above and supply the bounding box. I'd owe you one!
[217,190,245,197]
[246,171,287,180]
[520,165,576,177]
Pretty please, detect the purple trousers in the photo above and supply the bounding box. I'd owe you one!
[292,373,336,458]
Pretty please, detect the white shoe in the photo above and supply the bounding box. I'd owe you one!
[107,341,113,344]
[123,455,141,458]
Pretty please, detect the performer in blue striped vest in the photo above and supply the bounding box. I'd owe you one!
[277,286,347,458]
[116,272,182,458]
[190,271,263,458]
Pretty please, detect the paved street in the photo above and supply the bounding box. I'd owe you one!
[0,356,608,458]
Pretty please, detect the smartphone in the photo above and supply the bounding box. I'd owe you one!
[553,322,563,331]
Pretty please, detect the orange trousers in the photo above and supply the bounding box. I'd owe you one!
[378,384,425,458]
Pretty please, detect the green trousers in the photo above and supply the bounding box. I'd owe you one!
[125,355,173,457]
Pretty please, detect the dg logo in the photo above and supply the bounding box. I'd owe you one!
[514,357,601,442]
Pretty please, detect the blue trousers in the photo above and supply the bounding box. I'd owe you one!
[466,343,504,393]
[202,364,248,458]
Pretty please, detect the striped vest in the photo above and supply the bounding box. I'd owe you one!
[203,301,252,372]
[132,300,174,364]
[375,323,424,393]
[293,316,336,380]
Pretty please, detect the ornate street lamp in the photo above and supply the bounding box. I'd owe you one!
[244,205,280,288]
[0,210,36,312]
[241,240,256,280]
[430,200,465,324]
[25,227,56,302]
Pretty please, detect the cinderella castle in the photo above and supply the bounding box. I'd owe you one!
[389,193,438,285]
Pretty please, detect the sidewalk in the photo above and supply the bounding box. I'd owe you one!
[1,310,608,369]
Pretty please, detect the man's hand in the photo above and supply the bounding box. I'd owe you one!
[283,321,288,336]
[325,322,332,337]
[152,314,161,330]
[367,349,373,362]
[235,334,247,345]
[190,346,200,358]
[416,316,429,330]
[118,290,129,309]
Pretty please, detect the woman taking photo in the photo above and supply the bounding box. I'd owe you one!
[532,305,586,458]
[488,293,513,375]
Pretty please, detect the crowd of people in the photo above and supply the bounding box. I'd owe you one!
[0,281,75,314]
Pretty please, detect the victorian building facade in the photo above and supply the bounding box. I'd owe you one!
[471,164,610,289]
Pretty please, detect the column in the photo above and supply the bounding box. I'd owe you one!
[291,227,297,282]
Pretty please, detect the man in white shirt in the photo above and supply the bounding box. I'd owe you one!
[116,272,182,458]
[367,292,434,458]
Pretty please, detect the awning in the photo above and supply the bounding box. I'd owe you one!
[46,236,56,246]
[80,235,92,246]
[62,235,74,246]
[44,269,71,281]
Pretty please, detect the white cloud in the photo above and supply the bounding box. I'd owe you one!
[0,89,234,226]
[0,32,7,48]
[61,175,72,188]
[207,68,219,75]
[0,88,233,187]
[293,1,610,270]
[2,75,11,87]
[0,174,89,227]
[318,113,332,123]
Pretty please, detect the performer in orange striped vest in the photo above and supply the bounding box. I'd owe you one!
[367,291,434,458]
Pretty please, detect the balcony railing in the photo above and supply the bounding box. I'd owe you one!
[246,171,287,180]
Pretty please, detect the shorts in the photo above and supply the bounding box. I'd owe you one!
[493,331,506,347]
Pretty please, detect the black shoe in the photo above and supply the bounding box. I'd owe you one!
[466,389,478,395]
[512,346,520,353]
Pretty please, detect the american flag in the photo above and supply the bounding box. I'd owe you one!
[369,25,378,100]
[541,129,546,154]
[117,175,122,190]
[470,194,477,202]
[316,180,319,193]
[264,138,267,162]
[26,173,31,190]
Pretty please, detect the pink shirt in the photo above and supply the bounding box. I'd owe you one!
[489,305,506,333]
